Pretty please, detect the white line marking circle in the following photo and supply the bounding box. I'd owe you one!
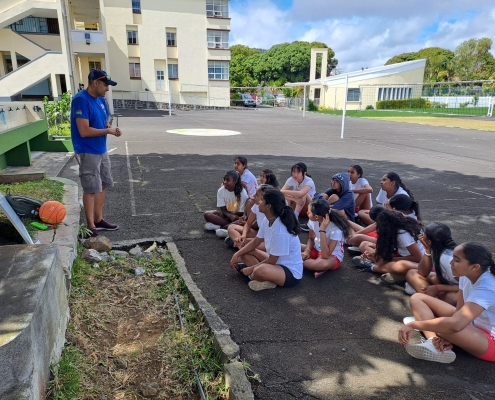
[166,128,241,136]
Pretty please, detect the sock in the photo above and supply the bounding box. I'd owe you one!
[371,265,377,272]
[294,211,299,218]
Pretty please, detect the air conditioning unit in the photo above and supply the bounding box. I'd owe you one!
[85,32,91,45]
[214,11,222,17]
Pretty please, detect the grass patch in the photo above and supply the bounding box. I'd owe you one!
[47,244,227,399]
[0,179,65,243]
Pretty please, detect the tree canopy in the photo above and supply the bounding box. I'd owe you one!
[385,38,495,82]
[230,41,337,87]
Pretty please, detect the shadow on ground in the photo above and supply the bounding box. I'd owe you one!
[60,152,495,399]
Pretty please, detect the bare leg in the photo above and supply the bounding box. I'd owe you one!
[348,234,377,246]
[359,241,376,254]
[409,293,489,357]
[294,194,312,214]
[251,263,287,286]
[355,193,369,209]
[93,190,105,223]
[203,210,230,228]
[358,209,373,225]
[387,260,418,275]
[303,257,338,278]
[83,193,96,228]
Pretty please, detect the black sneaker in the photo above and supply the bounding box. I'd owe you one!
[88,228,99,238]
[352,256,375,272]
[300,223,310,232]
[94,218,119,231]
[225,237,234,247]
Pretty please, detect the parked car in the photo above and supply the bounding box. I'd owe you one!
[241,93,256,107]
[275,93,286,106]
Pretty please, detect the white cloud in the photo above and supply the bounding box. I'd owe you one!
[230,1,495,75]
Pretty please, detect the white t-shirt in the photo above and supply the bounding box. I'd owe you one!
[284,176,316,197]
[307,219,345,261]
[250,203,265,226]
[376,186,409,205]
[459,271,495,337]
[435,249,458,285]
[396,230,425,257]
[241,169,258,198]
[256,217,303,279]
[350,177,372,206]
[216,186,248,213]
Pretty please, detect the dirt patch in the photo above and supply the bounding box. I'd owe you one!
[47,245,225,399]
[365,116,495,131]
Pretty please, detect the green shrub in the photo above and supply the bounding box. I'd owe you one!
[307,99,318,111]
[365,105,374,110]
[459,102,470,108]
[231,93,241,100]
[376,98,430,110]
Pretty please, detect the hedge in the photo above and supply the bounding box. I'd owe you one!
[376,98,430,109]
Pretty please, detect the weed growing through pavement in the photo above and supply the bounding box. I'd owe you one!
[47,244,227,399]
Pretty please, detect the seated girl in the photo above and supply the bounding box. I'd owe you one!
[226,184,272,248]
[399,242,495,364]
[234,156,258,216]
[281,162,316,218]
[348,194,420,249]
[301,199,350,278]
[260,168,280,188]
[321,172,356,221]
[229,189,302,291]
[358,172,413,225]
[353,209,424,274]
[402,223,459,305]
[348,165,373,213]
[204,170,248,235]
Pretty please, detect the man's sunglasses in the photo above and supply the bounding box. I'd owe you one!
[95,75,111,81]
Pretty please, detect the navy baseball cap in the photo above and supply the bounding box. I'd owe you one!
[88,69,117,86]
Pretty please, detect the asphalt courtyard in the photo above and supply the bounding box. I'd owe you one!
[61,107,495,399]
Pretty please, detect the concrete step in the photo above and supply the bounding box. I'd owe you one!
[0,244,69,399]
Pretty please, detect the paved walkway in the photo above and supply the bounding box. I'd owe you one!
[60,108,495,399]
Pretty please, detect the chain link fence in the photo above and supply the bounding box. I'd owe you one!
[359,81,495,116]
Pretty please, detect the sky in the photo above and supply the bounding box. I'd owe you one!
[229,0,495,73]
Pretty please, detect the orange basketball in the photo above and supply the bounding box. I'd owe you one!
[39,201,66,224]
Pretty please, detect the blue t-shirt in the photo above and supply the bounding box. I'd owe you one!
[71,90,108,154]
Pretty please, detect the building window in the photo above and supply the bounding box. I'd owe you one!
[347,88,360,102]
[168,64,178,79]
[127,30,138,44]
[206,0,229,17]
[89,61,101,71]
[129,62,141,78]
[207,30,229,49]
[377,87,413,101]
[8,16,59,33]
[132,0,141,13]
[208,61,229,80]
[166,32,176,46]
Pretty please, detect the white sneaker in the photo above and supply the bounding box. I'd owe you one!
[406,337,456,363]
[404,282,416,295]
[403,316,420,331]
[347,246,361,253]
[215,228,228,238]
[205,222,221,231]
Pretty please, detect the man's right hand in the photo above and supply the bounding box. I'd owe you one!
[108,127,122,137]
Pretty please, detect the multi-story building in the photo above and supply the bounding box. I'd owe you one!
[0,0,231,108]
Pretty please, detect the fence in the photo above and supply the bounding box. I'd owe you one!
[359,81,495,116]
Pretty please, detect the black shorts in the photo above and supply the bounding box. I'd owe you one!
[279,265,300,288]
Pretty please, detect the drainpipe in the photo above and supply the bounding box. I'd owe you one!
[61,0,76,95]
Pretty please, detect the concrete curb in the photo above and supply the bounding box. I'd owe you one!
[112,237,254,400]
[167,242,254,400]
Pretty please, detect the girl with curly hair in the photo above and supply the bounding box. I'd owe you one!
[352,209,424,274]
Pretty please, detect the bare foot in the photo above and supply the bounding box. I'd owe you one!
[314,271,327,278]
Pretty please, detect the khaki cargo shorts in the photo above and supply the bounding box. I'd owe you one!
[76,152,113,194]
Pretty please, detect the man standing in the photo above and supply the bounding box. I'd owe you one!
[71,69,121,237]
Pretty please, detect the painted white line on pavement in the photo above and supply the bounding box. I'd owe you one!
[108,148,117,153]
[125,141,137,216]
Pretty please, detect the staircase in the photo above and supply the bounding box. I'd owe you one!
[0,52,65,100]
[0,0,57,30]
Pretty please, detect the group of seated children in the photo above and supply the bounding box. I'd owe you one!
[203,156,495,365]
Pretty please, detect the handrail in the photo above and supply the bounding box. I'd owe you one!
[0,51,61,82]
[15,30,50,51]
